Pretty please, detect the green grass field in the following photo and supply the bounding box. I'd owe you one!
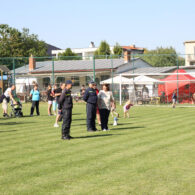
[0,103,194,195]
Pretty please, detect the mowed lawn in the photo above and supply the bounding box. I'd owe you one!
[0,103,194,195]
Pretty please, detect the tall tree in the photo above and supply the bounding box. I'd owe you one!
[58,48,81,60]
[142,47,185,67]
[113,42,123,56]
[94,41,111,57]
[0,24,47,69]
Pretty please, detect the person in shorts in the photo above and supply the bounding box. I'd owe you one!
[0,85,17,117]
[52,85,58,115]
[54,83,66,127]
[172,90,177,108]
[47,84,53,116]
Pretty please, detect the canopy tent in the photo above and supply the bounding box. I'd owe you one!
[100,75,132,84]
[15,77,37,93]
[128,75,162,85]
[158,69,195,103]
[101,75,162,105]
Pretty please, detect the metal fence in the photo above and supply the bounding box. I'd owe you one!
[1,53,195,105]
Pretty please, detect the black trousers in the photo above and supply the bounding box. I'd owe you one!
[86,103,96,130]
[62,108,72,137]
[99,109,110,130]
[30,101,40,115]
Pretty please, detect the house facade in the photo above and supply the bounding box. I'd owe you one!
[184,40,195,66]
[51,42,144,59]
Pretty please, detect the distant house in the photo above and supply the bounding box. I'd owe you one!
[46,44,61,56]
[13,50,151,93]
[184,40,195,66]
[51,42,144,59]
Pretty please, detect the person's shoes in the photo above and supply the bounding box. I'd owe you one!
[30,114,33,117]
[3,113,9,117]
[103,129,107,131]
[54,123,59,128]
[87,129,96,132]
[61,136,70,140]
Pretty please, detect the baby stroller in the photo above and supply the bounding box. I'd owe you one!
[10,97,23,117]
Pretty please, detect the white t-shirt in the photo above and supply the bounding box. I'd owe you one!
[98,90,114,110]
[4,88,12,98]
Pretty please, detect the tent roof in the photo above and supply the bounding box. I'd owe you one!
[161,69,195,81]
[128,75,162,84]
[0,65,10,73]
[100,76,132,84]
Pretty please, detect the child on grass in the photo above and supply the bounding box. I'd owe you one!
[111,101,119,118]
[123,100,133,118]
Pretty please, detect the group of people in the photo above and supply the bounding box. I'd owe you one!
[0,81,134,141]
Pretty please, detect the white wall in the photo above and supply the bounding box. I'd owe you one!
[184,42,195,66]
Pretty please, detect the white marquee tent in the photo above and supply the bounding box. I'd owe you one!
[100,75,163,105]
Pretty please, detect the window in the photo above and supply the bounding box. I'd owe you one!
[100,75,110,81]
[71,76,80,86]
[43,77,50,87]
[56,77,65,84]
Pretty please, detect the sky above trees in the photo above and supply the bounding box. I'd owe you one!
[0,0,195,54]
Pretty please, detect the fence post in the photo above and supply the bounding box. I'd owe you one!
[111,54,114,93]
[52,57,55,85]
[176,54,179,103]
[119,74,122,105]
[12,58,15,85]
[93,56,95,81]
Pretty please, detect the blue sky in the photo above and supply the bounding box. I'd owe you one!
[1,0,195,53]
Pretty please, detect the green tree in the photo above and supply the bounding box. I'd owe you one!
[0,24,47,69]
[113,42,123,56]
[58,48,81,60]
[142,47,183,67]
[94,41,111,58]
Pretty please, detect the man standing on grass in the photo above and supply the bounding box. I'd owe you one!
[53,83,66,128]
[83,81,98,132]
[59,80,73,140]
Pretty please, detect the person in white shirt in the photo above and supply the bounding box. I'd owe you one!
[98,84,114,131]
[0,85,17,117]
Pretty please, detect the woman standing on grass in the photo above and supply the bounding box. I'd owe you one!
[30,84,40,116]
[47,84,53,116]
[98,84,114,131]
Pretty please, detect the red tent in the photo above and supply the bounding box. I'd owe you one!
[158,69,195,103]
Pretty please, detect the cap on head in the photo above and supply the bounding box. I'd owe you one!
[65,80,73,85]
[89,80,96,85]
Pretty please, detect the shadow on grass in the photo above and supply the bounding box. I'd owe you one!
[0,121,35,125]
[116,122,133,126]
[74,134,119,139]
[73,118,86,121]
[112,126,145,131]
[0,130,17,133]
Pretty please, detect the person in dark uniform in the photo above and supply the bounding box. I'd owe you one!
[58,80,73,140]
[83,81,98,132]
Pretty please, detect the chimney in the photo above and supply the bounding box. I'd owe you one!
[124,50,131,63]
[29,55,36,71]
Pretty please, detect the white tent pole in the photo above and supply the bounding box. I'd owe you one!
[119,74,122,105]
